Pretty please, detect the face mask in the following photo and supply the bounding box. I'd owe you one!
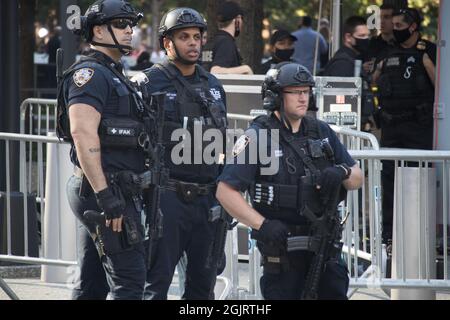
[393,26,413,44]
[274,48,295,61]
[352,37,370,55]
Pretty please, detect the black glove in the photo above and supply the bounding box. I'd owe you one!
[317,166,348,206]
[95,187,125,220]
[256,219,290,249]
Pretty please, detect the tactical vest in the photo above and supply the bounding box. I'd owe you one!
[250,115,335,224]
[155,62,227,183]
[58,53,146,166]
[377,42,434,112]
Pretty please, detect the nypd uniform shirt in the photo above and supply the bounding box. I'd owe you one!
[65,50,145,172]
[218,115,356,193]
[143,63,227,182]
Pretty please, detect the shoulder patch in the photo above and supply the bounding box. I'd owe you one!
[73,68,95,87]
[417,40,427,51]
[232,135,251,157]
[130,72,149,85]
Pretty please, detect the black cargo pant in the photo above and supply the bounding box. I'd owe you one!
[66,175,146,300]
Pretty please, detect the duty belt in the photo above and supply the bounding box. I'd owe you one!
[165,179,216,202]
[381,110,416,125]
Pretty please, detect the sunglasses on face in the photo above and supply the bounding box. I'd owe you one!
[110,19,135,30]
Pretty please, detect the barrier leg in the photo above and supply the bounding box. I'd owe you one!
[41,133,77,284]
[0,276,20,300]
[391,167,436,300]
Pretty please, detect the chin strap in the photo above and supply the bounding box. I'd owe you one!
[278,101,293,133]
[91,24,133,56]
[167,35,200,66]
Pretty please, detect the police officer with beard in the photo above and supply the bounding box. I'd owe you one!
[59,0,148,299]
[216,63,364,300]
[140,8,228,300]
[373,8,436,243]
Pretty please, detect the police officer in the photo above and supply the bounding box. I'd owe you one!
[141,8,228,300]
[59,0,147,299]
[216,63,364,300]
[366,3,396,71]
[373,8,436,243]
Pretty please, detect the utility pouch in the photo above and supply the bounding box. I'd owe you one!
[99,118,145,149]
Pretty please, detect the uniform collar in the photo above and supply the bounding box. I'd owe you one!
[217,30,236,41]
[87,49,124,73]
[341,46,359,59]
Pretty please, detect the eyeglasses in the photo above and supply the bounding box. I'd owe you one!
[110,19,135,30]
[283,89,310,96]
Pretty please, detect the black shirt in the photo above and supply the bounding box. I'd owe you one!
[322,46,359,77]
[209,30,243,69]
[367,34,395,65]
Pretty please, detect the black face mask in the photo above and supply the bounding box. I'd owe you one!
[393,26,413,44]
[352,37,370,55]
[274,48,294,62]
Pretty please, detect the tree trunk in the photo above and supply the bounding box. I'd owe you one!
[19,0,35,102]
[206,0,220,41]
[151,0,164,50]
[236,0,264,73]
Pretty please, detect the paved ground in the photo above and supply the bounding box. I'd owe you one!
[2,263,450,301]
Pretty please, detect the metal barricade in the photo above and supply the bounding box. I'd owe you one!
[347,149,450,293]
[0,133,77,300]
[4,98,449,300]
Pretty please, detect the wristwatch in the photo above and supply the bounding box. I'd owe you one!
[337,164,352,180]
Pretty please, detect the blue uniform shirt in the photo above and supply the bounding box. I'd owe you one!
[65,50,145,173]
[219,116,355,192]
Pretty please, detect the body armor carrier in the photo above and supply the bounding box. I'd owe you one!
[250,115,335,224]
[155,62,227,183]
[377,43,434,113]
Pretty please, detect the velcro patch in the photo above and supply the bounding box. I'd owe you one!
[73,68,94,87]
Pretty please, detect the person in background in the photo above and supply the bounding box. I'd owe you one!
[130,51,153,70]
[259,29,297,75]
[202,1,253,75]
[291,16,328,74]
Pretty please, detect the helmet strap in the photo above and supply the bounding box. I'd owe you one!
[278,100,293,133]
[168,35,198,66]
[91,24,132,56]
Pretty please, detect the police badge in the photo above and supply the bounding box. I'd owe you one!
[73,68,95,87]
[232,135,250,157]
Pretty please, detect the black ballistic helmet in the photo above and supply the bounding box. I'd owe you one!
[159,8,207,51]
[262,62,316,111]
[74,0,142,54]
